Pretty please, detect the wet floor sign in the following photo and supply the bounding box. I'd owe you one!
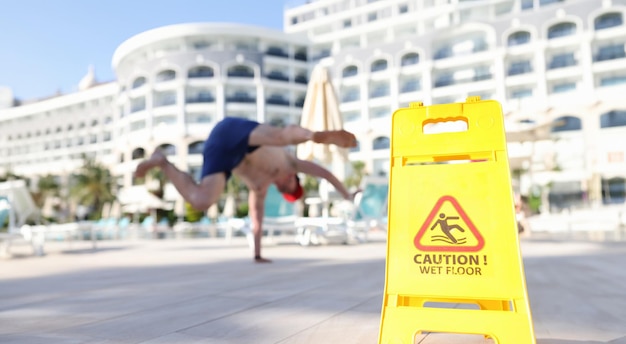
[378,97,535,343]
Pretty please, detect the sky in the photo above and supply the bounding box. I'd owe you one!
[0,0,290,101]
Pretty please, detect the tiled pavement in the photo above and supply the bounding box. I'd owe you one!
[1,232,625,344]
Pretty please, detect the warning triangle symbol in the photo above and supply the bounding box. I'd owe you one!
[414,195,484,252]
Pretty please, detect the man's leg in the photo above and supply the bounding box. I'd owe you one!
[135,150,225,211]
[248,124,356,148]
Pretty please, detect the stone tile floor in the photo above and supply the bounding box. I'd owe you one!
[1,232,625,344]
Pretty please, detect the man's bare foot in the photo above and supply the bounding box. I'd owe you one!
[254,256,272,263]
[312,130,357,148]
[135,150,167,178]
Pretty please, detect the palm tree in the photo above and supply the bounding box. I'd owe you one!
[345,160,367,190]
[35,174,60,207]
[69,156,115,220]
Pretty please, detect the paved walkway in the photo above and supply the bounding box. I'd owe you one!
[1,232,625,344]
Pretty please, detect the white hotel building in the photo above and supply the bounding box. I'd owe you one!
[2,0,626,212]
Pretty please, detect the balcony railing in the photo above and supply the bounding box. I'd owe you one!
[548,55,577,69]
[400,81,420,93]
[186,95,215,103]
[294,52,308,61]
[266,72,289,82]
[226,95,256,103]
[227,71,255,78]
[265,47,289,58]
[294,75,308,84]
[266,97,290,106]
[434,74,493,88]
[594,46,626,62]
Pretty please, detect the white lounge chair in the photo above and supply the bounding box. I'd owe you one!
[344,176,389,242]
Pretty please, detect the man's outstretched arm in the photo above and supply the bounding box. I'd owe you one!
[248,187,271,263]
[249,124,357,148]
[293,159,352,201]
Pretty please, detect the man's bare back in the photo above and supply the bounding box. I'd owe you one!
[233,146,296,192]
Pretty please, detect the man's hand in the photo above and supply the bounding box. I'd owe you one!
[312,130,357,148]
[135,150,167,178]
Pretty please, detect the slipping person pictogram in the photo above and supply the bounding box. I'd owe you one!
[430,213,466,244]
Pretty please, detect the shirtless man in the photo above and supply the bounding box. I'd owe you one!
[135,117,357,263]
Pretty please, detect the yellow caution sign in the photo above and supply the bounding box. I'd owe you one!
[378,97,535,343]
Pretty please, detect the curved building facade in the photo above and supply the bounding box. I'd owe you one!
[110,23,310,188]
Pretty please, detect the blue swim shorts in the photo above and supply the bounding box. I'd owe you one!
[200,117,260,180]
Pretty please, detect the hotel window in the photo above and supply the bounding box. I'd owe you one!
[350,140,360,153]
[400,53,419,66]
[434,45,452,60]
[132,76,146,89]
[540,0,565,6]
[188,66,214,78]
[130,97,146,113]
[600,110,626,128]
[507,31,530,46]
[294,74,308,84]
[294,49,307,61]
[266,70,289,81]
[548,53,576,69]
[511,88,533,99]
[521,0,533,10]
[154,91,177,107]
[188,141,204,155]
[595,13,623,30]
[547,22,576,39]
[132,148,145,160]
[400,78,420,93]
[154,115,177,126]
[343,65,358,78]
[368,12,378,22]
[508,60,532,76]
[265,46,288,58]
[341,87,360,103]
[399,4,408,14]
[227,65,254,78]
[551,116,581,132]
[226,91,256,103]
[266,93,289,106]
[371,106,391,119]
[295,95,306,107]
[158,143,177,156]
[192,41,211,50]
[130,120,146,131]
[156,69,176,82]
[600,75,626,86]
[434,73,454,88]
[343,19,352,28]
[595,44,626,62]
[552,82,576,93]
[186,113,212,124]
[373,136,390,150]
[371,59,388,72]
[369,82,390,98]
[343,110,361,123]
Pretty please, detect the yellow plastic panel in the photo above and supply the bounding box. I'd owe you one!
[378,97,535,344]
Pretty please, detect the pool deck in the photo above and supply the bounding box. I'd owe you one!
[1,232,625,344]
